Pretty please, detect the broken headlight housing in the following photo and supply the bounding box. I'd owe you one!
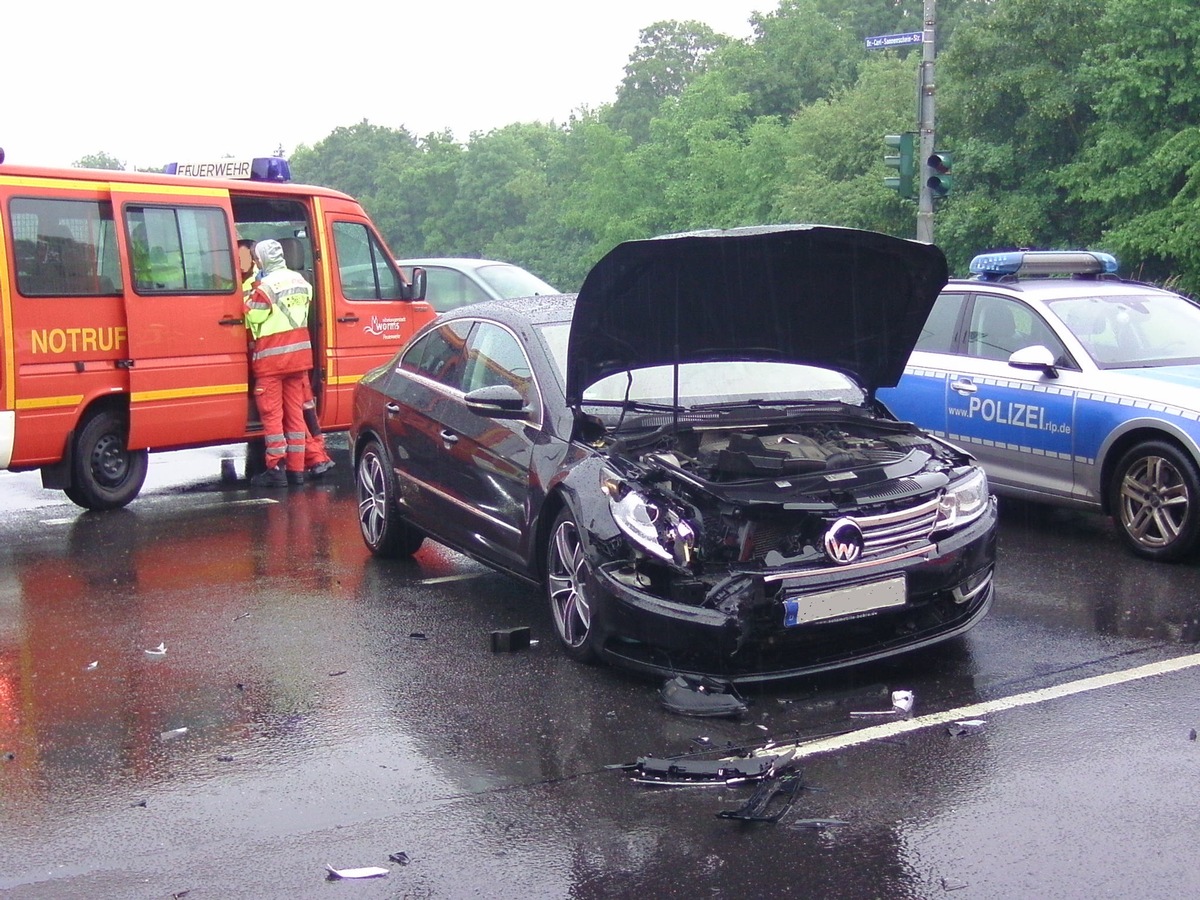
[602,470,696,569]
[935,467,989,531]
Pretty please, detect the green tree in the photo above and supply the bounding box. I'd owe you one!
[73,152,125,170]
[934,0,1104,272]
[718,0,862,120]
[776,54,920,235]
[606,20,732,143]
[290,120,420,210]
[1064,0,1200,292]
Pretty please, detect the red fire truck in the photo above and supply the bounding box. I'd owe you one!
[0,153,433,509]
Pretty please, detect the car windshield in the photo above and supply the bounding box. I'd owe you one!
[539,322,865,409]
[475,264,557,299]
[1047,292,1200,368]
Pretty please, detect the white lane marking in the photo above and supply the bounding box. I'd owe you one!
[419,573,488,585]
[754,652,1200,761]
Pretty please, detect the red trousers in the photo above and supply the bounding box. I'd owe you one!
[254,372,307,473]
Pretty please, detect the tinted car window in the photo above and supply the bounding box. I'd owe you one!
[463,322,541,419]
[425,267,491,311]
[914,292,965,353]
[400,320,471,388]
[967,295,1070,364]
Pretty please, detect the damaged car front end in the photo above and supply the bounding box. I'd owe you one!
[554,224,996,682]
[559,394,996,682]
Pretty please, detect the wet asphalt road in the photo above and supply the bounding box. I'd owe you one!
[2,443,1200,898]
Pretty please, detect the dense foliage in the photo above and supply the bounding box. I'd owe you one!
[108,0,1200,294]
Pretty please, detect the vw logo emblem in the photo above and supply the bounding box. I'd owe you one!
[824,517,864,565]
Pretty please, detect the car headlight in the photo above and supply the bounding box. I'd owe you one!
[602,472,696,568]
[936,467,989,530]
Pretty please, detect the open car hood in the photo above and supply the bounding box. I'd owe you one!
[565,225,948,405]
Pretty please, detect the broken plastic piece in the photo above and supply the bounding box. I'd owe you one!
[659,675,747,718]
[850,689,914,718]
[490,626,531,652]
[144,642,167,657]
[631,748,795,786]
[717,771,804,822]
[325,864,388,880]
[160,727,188,741]
[388,851,410,865]
[84,661,99,671]
[947,719,986,737]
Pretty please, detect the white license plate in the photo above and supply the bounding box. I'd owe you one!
[783,576,907,626]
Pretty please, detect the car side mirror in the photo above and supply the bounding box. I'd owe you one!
[404,266,427,301]
[1008,344,1058,378]
[465,384,530,419]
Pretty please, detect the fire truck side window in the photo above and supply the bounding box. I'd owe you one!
[333,221,407,301]
[11,198,121,297]
[125,206,234,294]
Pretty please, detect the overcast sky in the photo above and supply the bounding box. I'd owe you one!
[6,0,767,170]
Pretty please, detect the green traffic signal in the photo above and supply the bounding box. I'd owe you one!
[927,150,953,197]
[884,133,916,200]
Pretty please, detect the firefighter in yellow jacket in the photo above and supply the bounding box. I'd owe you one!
[245,239,312,487]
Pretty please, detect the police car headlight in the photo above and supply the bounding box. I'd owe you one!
[602,471,696,568]
[937,468,989,530]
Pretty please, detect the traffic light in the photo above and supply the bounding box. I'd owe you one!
[927,150,953,198]
[883,133,916,200]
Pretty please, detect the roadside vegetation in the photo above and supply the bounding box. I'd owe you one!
[84,0,1200,296]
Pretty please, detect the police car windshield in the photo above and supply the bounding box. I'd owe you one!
[1046,293,1200,368]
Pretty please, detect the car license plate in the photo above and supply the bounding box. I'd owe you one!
[783,576,907,626]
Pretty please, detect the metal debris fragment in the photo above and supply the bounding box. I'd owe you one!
[851,689,913,718]
[325,864,389,880]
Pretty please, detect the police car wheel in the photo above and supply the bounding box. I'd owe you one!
[355,439,424,557]
[1110,440,1200,562]
[67,409,148,511]
[545,509,601,663]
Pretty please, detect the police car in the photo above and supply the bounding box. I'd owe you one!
[878,250,1200,561]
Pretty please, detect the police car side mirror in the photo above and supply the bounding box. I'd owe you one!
[405,266,427,302]
[1008,344,1058,378]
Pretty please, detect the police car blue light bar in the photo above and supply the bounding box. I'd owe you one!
[164,157,292,182]
[969,250,1118,281]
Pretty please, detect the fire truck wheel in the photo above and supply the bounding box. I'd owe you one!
[67,409,149,511]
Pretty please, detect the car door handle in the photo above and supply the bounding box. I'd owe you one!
[337,314,360,324]
[440,430,459,446]
[385,402,400,416]
[951,378,978,395]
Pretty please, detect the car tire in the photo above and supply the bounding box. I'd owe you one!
[546,508,600,663]
[356,439,424,557]
[1110,440,1200,561]
[66,409,148,511]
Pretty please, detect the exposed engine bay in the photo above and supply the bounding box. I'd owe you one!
[605,415,953,484]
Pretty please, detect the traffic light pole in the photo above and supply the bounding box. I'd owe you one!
[916,0,937,244]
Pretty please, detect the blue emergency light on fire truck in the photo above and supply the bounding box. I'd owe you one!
[164,157,291,181]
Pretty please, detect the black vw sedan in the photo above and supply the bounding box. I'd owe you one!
[350,225,997,683]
